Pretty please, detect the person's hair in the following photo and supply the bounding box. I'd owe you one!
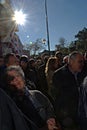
[68,51,82,63]
[16,54,20,60]
[6,65,25,79]
[45,56,57,75]
[55,51,62,58]
[4,53,16,64]
[28,58,35,68]
[20,55,28,63]
[44,56,49,64]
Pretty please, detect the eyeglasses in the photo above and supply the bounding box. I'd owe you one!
[7,75,15,82]
[7,74,21,82]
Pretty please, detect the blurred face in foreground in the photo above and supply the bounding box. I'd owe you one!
[7,70,25,90]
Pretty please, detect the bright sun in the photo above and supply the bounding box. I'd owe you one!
[14,10,27,25]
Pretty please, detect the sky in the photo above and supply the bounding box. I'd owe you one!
[11,0,87,51]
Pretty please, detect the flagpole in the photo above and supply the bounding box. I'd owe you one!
[45,0,50,55]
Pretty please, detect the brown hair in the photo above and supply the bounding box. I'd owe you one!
[45,56,58,75]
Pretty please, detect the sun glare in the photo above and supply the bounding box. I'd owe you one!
[14,10,27,25]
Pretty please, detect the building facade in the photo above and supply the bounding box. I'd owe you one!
[0,0,23,56]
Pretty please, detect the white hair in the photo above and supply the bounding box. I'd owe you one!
[6,65,25,79]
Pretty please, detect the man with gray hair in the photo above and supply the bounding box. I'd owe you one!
[52,51,84,130]
[4,65,60,130]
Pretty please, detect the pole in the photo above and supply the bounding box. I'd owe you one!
[45,0,50,55]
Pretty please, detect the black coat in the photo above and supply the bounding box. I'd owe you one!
[5,87,46,128]
[52,65,82,126]
[0,88,38,130]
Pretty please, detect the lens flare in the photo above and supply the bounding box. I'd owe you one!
[30,42,32,44]
[14,10,27,25]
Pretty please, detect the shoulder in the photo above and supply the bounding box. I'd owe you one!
[54,64,67,74]
[29,90,42,94]
[0,88,10,101]
[53,65,67,78]
[29,90,50,103]
[83,76,87,87]
[30,90,46,98]
[0,88,19,112]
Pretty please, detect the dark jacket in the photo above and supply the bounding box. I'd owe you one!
[0,88,38,130]
[38,64,48,94]
[29,90,55,121]
[5,87,47,128]
[52,65,82,128]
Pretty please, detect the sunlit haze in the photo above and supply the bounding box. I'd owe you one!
[14,10,27,25]
[11,0,87,50]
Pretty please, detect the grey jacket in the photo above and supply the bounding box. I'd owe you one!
[29,90,55,121]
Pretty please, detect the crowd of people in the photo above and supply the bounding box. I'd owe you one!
[0,50,87,130]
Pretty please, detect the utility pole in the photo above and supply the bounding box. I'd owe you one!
[45,0,50,55]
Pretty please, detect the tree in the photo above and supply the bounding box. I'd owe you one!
[59,37,66,48]
[55,37,66,50]
[55,44,61,51]
[23,38,46,55]
[75,27,87,51]
[55,38,69,55]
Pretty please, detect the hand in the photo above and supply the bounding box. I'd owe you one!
[47,118,61,130]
